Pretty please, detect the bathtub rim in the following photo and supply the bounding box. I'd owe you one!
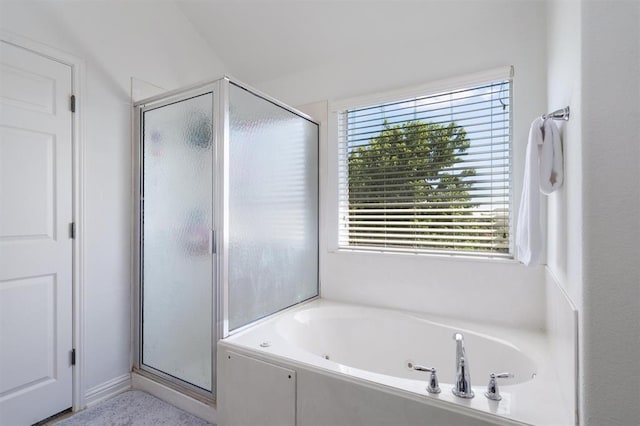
[219,298,574,426]
[218,341,530,426]
[273,303,539,386]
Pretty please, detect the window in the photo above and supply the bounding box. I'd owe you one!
[336,75,512,258]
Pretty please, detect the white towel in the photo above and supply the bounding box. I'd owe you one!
[516,117,564,266]
[539,119,564,194]
[516,117,544,266]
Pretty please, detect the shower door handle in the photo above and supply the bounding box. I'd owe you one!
[210,229,216,254]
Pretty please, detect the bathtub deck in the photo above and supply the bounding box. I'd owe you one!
[218,299,574,426]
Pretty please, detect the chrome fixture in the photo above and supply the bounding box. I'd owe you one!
[452,333,474,398]
[413,365,441,394]
[484,372,514,401]
[542,106,570,121]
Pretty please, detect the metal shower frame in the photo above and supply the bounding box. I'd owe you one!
[132,76,319,402]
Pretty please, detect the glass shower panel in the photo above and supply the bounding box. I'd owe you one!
[142,93,213,391]
[228,83,318,331]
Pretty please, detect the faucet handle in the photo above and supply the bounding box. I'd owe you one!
[413,365,441,394]
[492,372,514,379]
[485,372,514,401]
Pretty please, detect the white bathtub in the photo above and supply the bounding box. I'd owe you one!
[218,299,573,426]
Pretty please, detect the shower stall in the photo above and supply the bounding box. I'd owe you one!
[132,77,319,400]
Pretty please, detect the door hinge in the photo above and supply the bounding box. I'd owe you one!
[71,349,76,366]
[70,95,76,113]
[69,222,76,239]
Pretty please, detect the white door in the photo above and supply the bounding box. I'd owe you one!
[0,41,74,425]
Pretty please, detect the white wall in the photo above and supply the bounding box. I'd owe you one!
[580,2,640,424]
[263,1,549,329]
[0,0,224,404]
[546,0,583,307]
[547,1,640,424]
[545,1,582,422]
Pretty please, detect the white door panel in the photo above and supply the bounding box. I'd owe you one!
[0,40,73,426]
[0,61,56,114]
[0,275,57,393]
[0,127,55,239]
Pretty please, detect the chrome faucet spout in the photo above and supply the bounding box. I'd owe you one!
[452,333,474,398]
[454,332,465,366]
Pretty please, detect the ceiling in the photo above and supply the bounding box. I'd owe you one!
[174,1,502,85]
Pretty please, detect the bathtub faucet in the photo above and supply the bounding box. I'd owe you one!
[452,333,475,398]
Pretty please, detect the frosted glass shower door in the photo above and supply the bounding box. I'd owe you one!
[227,83,319,331]
[141,93,214,392]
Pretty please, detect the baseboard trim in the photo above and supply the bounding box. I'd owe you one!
[84,373,131,408]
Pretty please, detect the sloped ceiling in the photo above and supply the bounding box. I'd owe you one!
[175,0,488,85]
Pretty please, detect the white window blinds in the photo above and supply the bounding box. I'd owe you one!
[337,79,512,258]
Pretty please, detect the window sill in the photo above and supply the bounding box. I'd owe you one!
[327,247,524,266]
